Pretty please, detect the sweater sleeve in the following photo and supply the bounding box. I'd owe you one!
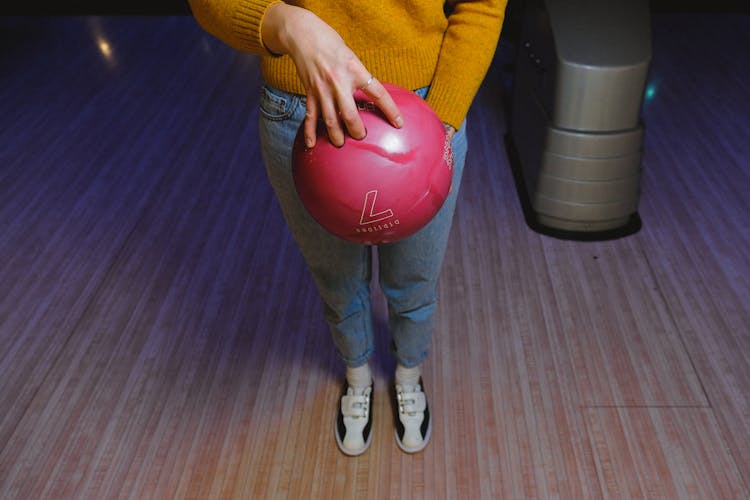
[425,0,508,130]
[188,0,284,56]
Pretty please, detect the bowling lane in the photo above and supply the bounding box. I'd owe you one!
[0,16,262,456]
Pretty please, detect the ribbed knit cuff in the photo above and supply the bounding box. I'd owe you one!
[424,80,478,132]
[232,0,283,56]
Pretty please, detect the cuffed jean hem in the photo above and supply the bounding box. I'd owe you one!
[393,349,430,369]
[339,349,375,369]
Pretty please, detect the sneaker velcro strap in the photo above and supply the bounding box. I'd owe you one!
[400,392,426,413]
[341,394,368,418]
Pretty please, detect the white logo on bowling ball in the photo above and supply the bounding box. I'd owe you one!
[359,190,394,225]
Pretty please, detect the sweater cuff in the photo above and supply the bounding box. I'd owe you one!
[425,81,475,131]
[232,0,284,56]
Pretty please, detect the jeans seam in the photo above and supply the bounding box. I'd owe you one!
[259,85,300,121]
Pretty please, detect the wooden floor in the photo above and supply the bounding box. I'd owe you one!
[0,14,748,499]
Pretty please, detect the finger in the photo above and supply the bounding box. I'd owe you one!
[445,124,456,140]
[303,97,319,149]
[319,95,345,147]
[361,77,403,128]
[334,86,366,141]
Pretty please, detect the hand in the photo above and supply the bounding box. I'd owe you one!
[445,124,456,141]
[262,3,403,148]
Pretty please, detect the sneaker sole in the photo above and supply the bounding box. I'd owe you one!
[394,415,432,454]
[336,424,373,456]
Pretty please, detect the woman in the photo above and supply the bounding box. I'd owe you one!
[189,0,506,456]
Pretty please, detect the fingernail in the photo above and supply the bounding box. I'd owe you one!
[306,137,314,148]
[395,116,403,127]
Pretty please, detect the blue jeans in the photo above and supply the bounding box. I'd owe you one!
[258,84,468,368]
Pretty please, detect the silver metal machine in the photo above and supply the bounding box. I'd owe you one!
[507,0,651,238]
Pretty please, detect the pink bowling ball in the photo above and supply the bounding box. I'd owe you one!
[292,83,453,244]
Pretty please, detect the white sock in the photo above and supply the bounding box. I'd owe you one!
[346,363,372,390]
[395,363,421,389]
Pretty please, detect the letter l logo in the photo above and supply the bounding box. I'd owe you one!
[359,190,394,225]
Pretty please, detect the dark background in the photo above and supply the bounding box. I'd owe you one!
[1,0,748,16]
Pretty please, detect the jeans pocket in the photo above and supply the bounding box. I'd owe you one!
[259,85,300,121]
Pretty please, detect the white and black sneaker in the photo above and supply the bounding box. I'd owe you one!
[335,380,373,456]
[393,378,432,453]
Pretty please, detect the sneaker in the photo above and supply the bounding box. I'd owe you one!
[393,378,432,453]
[335,380,373,456]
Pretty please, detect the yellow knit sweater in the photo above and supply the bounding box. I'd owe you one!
[189,0,506,129]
